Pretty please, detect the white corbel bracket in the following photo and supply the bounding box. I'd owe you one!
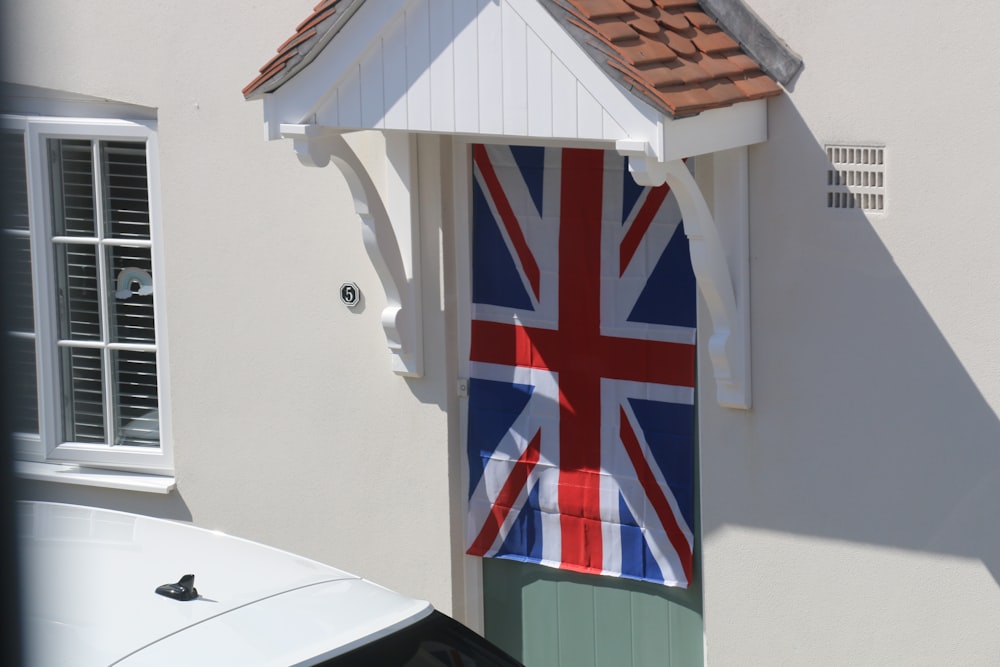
[281,124,423,377]
[617,141,751,409]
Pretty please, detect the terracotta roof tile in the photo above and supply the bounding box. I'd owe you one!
[670,59,713,85]
[592,17,640,43]
[726,53,761,73]
[662,30,697,58]
[296,6,337,33]
[242,0,348,98]
[258,49,298,78]
[245,0,784,118]
[692,29,740,55]
[631,62,687,88]
[730,70,783,99]
[653,0,701,8]
[702,78,746,105]
[657,11,690,32]
[277,27,318,54]
[647,83,716,115]
[683,10,715,28]
[551,0,782,117]
[617,39,679,66]
[567,0,634,19]
[628,16,661,36]
[696,53,743,78]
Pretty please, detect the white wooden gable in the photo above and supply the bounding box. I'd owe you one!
[257,0,769,409]
[262,0,764,163]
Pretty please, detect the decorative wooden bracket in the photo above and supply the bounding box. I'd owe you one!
[618,141,751,409]
[280,124,423,377]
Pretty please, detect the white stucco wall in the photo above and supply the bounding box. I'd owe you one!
[699,1,1000,664]
[7,0,1000,662]
[4,0,463,616]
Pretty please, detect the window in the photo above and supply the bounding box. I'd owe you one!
[2,115,170,475]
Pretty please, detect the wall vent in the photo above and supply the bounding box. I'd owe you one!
[825,144,885,212]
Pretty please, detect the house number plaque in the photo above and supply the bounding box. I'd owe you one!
[339,282,361,307]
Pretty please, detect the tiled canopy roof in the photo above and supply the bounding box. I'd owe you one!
[243,0,783,118]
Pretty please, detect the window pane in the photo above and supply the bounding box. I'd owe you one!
[9,337,39,434]
[108,245,155,344]
[3,132,40,434]
[102,142,150,240]
[50,139,95,237]
[7,235,35,333]
[3,132,35,333]
[56,243,101,340]
[60,346,105,443]
[2,132,29,231]
[114,349,158,447]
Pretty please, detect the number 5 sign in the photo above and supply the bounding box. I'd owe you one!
[339,282,361,307]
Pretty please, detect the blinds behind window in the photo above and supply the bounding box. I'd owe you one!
[49,138,159,448]
[2,131,39,434]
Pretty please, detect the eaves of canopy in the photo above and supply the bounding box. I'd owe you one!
[243,0,800,409]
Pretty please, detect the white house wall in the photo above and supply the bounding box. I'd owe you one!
[4,0,463,616]
[7,0,1000,662]
[699,1,1000,664]
[272,0,655,143]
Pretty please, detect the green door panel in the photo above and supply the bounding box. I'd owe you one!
[483,558,703,667]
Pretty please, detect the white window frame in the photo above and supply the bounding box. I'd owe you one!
[4,114,173,477]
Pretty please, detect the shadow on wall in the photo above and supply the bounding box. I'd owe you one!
[701,92,1000,585]
[18,482,193,523]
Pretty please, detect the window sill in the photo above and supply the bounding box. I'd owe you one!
[15,461,176,494]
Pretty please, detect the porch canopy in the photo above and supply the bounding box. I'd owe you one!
[243,0,800,409]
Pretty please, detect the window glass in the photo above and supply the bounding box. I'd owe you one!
[50,139,96,237]
[2,131,39,434]
[59,345,105,443]
[325,611,523,667]
[103,141,150,240]
[3,119,165,468]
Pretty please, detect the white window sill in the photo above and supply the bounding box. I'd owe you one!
[15,461,176,494]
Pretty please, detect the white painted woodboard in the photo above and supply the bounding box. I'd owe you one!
[404,1,432,131]
[452,0,480,134]
[428,0,456,133]
[382,17,409,130]
[361,43,386,129]
[501,3,529,136]
[476,0,503,135]
[292,0,660,147]
[525,29,554,138]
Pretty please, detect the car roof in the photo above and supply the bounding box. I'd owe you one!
[19,501,432,666]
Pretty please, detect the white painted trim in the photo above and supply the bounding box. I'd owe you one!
[616,100,767,169]
[6,115,175,471]
[382,131,424,376]
[264,0,410,137]
[660,100,767,162]
[620,153,750,409]
[260,0,663,147]
[710,147,751,409]
[451,137,485,633]
[280,124,424,377]
[15,461,176,494]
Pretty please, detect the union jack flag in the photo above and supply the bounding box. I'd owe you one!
[466,144,696,587]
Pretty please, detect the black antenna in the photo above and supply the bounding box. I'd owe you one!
[155,574,199,601]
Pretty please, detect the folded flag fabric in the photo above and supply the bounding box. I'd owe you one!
[466,144,697,587]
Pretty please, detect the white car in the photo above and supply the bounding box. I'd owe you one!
[19,501,522,666]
